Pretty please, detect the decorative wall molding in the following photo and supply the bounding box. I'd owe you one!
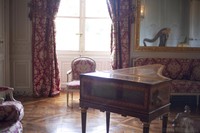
[0,0,4,40]
[11,60,32,96]
[11,45,31,56]
[10,0,32,95]
[12,60,31,89]
[11,0,31,45]
[0,54,4,61]
[0,60,4,85]
[14,90,33,97]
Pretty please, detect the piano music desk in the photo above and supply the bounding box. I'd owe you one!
[80,64,171,133]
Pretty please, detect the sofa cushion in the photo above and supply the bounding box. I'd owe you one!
[190,65,200,81]
[134,58,192,80]
[171,80,200,93]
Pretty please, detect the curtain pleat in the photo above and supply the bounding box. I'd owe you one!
[106,0,132,69]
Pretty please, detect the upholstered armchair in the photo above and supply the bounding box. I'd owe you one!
[66,57,96,107]
[0,86,24,133]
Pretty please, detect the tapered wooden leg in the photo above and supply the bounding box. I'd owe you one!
[143,122,150,133]
[71,92,73,108]
[66,92,69,107]
[162,114,168,133]
[81,108,87,133]
[106,111,110,133]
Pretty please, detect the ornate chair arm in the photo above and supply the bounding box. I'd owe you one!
[0,97,4,104]
[0,86,16,101]
[66,70,72,82]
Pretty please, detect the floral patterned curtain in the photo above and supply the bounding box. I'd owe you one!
[106,0,132,69]
[29,0,61,97]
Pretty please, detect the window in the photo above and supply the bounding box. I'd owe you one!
[55,0,111,53]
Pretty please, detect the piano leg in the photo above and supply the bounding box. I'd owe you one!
[162,114,168,133]
[81,108,87,133]
[106,111,110,133]
[143,122,150,133]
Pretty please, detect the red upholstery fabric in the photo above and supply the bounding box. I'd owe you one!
[171,80,200,93]
[134,58,200,94]
[0,101,24,122]
[0,87,10,91]
[0,121,23,133]
[190,65,200,81]
[0,86,24,133]
[67,57,96,88]
[71,57,96,80]
[66,80,80,90]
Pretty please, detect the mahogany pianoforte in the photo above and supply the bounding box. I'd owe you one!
[80,64,171,133]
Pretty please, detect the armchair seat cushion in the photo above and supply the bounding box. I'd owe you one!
[190,65,200,81]
[0,86,24,133]
[66,80,80,90]
[0,101,24,122]
[0,120,23,133]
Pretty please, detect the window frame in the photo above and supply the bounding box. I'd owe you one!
[55,0,111,56]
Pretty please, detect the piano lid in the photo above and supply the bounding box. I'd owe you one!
[82,64,171,85]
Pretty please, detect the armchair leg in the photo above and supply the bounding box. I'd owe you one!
[71,92,73,108]
[66,92,74,108]
[66,92,69,107]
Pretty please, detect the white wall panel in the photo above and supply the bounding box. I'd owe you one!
[96,61,111,71]
[0,0,5,85]
[0,59,4,85]
[60,61,71,82]
[12,0,31,45]
[0,0,3,40]
[12,60,32,95]
[10,0,32,95]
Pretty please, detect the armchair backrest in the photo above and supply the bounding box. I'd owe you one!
[71,57,96,80]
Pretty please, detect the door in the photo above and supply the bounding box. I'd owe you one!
[0,0,6,85]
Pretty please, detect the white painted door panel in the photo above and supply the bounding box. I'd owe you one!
[0,0,5,85]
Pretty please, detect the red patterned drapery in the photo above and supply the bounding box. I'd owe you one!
[106,0,132,69]
[29,0,61,97]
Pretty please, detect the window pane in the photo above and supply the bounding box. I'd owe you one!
[57,0,80,17]
[85,0,109,17]
[55,18,80,50]
[85,19,111,51]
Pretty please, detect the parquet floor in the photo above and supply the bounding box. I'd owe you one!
[17,92,197,133]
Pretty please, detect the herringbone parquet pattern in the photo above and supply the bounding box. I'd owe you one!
[18,92,183,133]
